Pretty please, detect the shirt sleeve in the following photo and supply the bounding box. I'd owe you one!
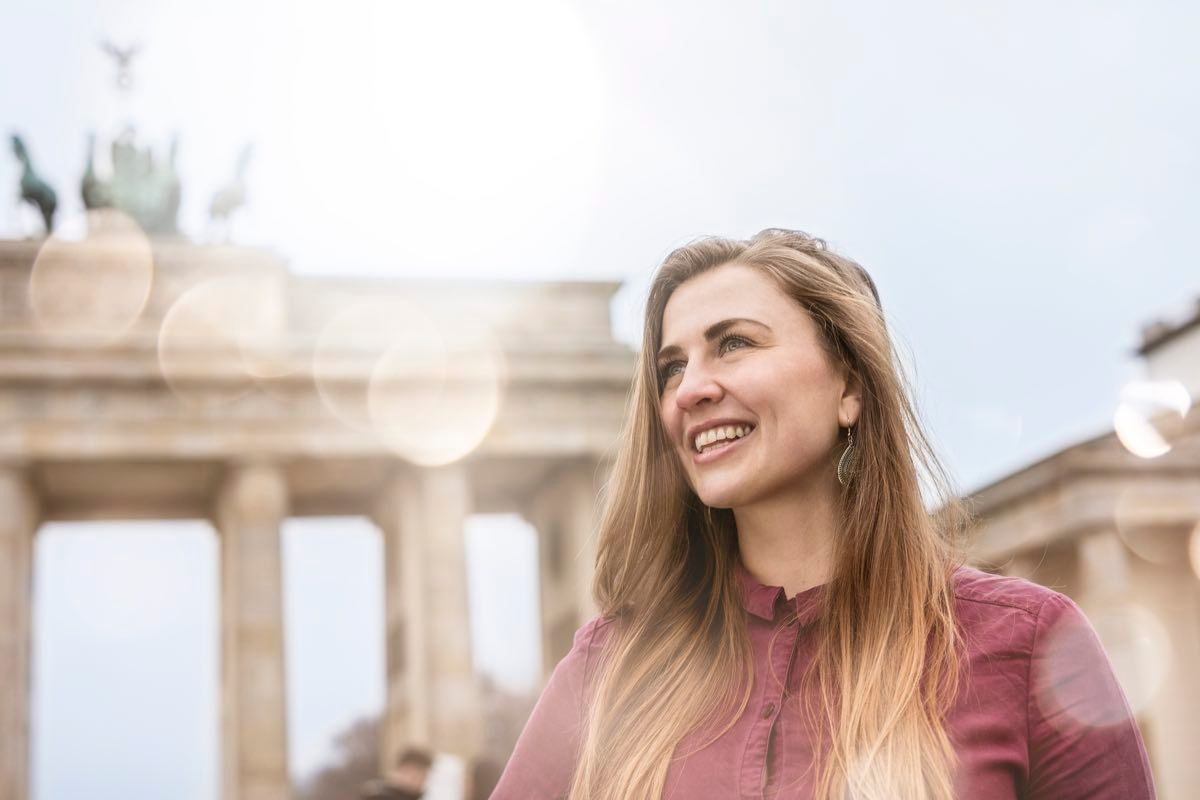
[491,615,609,800]
[1025,591,1157,799]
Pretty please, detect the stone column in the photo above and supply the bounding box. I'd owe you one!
[0,468,37,800]
[1075,528,1132,595]
[372,464,480,768]
[214,463,291,800]
[1120,528,1200,799]
[524,458,604,678]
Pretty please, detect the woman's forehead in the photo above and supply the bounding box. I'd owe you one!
[660,264,794,337]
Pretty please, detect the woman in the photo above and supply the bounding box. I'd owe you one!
[493,229,1155,799]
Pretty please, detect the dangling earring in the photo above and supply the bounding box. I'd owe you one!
[837,424,858,487]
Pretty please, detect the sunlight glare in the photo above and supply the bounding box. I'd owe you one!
[283,0,612,268]
[1112,379,1191,458]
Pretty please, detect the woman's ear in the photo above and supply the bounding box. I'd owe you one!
[839,369,863,428]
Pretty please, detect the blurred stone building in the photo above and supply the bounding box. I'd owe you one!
[0,231,632,800]
[963,299,1200,799]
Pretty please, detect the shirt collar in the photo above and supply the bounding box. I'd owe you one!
[734,558,826,626]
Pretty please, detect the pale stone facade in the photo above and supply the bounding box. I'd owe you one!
[0,239,633,800]
[963,303,1200,800]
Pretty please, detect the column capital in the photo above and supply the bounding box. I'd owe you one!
[0,467,39,531]
[213,462,289,529]
[370,461,472,530]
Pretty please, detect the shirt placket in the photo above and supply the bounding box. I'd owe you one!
[740,612,801,799]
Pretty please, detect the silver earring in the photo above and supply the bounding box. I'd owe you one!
[837,424,858,487]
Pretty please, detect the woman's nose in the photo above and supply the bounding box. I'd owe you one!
[674,362,723,409]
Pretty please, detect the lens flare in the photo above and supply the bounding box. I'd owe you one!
[232,280,293,383]
[367,313,506,466]
[28,209,154,343]
[1113,485,1200,565]
[157,273,289,406]
[1112,379,1191,458]
[312,297,441,434]
[313,298,507,464]
[1033,598,1169,733]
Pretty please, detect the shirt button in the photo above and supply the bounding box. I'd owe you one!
[761,703,775,719]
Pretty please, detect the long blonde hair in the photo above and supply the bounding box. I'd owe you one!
[569,229,973,800]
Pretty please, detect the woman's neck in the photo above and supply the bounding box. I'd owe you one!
[733,481,839,600]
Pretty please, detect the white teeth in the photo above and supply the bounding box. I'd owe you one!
[694,424,753,452]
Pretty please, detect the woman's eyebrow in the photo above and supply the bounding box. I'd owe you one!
[656,318,771,363]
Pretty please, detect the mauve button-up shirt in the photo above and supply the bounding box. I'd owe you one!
[493,563,1156,799]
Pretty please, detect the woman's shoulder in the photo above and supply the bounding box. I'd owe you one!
[947,570,1156,797]
[549,613,618,690]
[950,563,1095,657]
[951,562,1064,616]
[573,612,618,648]
[494,615,618,797]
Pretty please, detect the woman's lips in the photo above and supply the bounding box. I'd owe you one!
[692,427,754,464]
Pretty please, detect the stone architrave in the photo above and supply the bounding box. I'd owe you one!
[0,468,37,800]
[372,464,481,767]
[214,463,291,800]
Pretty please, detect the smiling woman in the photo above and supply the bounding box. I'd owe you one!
[493,229,1156,800]
[655,263,863,528]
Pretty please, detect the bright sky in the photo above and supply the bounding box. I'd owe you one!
[5,1,1199,797]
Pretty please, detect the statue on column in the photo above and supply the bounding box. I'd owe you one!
[9,134,57,236]
[8,39,254,241]
[88,40,184,236]
[101,126,184,235]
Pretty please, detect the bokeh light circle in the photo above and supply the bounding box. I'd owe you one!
[1112,379,1191,458]
[1113,485,1199,565]
[157,273,290,406]
[28,208,154,342]
[312,297,443,434]
[313,297,507,464]
[367,313,506,466]
[1033,598,1169,733]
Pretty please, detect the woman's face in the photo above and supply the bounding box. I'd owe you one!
[657,262,861,509]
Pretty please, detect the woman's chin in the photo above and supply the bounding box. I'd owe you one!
[694,483,747,511]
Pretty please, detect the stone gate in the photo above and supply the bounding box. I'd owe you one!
[0,235,636,800]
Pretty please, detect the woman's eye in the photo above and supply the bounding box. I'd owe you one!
[657,336,750,387]
[656,361,684,393]
[720,334,750,353]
